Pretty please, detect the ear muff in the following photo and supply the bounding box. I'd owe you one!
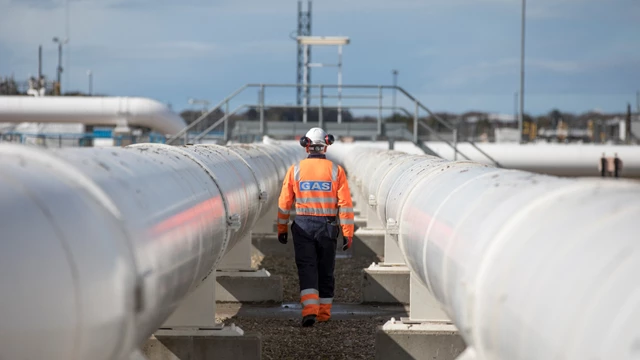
[300,136,311,147]
[325,134,335,145]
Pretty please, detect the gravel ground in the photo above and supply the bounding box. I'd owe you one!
[253,251,380,303]
[223,251,385,359]
[223,316,389,360]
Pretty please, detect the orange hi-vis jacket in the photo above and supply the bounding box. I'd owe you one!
[277,157,355,237]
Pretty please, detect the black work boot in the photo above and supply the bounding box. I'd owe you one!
[301,315,316,327]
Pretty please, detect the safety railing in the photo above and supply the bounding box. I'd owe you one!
[166,83,501,167]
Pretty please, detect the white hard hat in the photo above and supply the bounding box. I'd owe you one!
[300,127,335,147]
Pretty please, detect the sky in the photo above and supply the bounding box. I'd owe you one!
[0,0,638,116]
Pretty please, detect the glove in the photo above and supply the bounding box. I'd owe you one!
[342,237,352,251]
[278,233,288,245]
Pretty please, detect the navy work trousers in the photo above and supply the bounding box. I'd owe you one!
[291,215,339,300]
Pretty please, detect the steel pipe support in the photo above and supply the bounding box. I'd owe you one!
[0,142,303,360]
[329,143,640,360]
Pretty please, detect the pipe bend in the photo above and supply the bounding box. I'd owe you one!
[0,96,186,135]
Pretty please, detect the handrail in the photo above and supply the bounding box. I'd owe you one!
[394,87,456,131]
[467,141,503,168]
[245,83,397,89]
[169,83,501,166]
[165,84,248,145]
[418,121,472,161]
[395,86,501,166]
[193,104,249,142]
[396,107,473,162]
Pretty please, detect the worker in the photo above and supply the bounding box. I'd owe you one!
[599,153,607,177]
[614,153,623,178]
[276,127,355,327]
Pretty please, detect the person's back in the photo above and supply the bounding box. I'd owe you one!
[276,127,354,327]
[614,153,623,178]
[606,156,616,177]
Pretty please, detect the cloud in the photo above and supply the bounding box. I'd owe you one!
[105,0,212,10]
[6,0,429,13]
[8,0,59,9]
[527,59,584,73]
[88,39,292,61]
[118,41,220,60]
[438,57,587,88]
[7,0,87,9]
[436,0,607,19]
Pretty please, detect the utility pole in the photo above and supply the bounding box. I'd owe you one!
[65,0,71,91]
[38,45,44,96]
[514,92,518,128]
[296,1,312,121]
[627,103,632,144]
[38,45,42,80]
[392,70,398,115]
[56,40,63,92]
[87,70,93,95]
[519,0,526,143]
[636,91,639,121]
[53,37,68,95]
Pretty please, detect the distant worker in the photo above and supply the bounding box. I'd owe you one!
[276,127,355,327]
[606,155,616,177]
[599,153,607,177]
[614,153,623,178]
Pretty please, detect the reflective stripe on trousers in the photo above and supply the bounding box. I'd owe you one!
[301,288,320,317]
[318,299,333,322]
[292,216,337,318]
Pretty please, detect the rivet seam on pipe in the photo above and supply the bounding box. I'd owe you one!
[215,145,267,224]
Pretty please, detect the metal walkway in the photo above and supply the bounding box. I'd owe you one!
[166,83,501,166]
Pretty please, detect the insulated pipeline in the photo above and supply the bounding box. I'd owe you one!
[329,144,640,360]
[0,142,303,360]
[0,96,187,135]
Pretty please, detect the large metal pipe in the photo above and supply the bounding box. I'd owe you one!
[0,96,186,135]
[0,142,303,360]
[428,142,640,177]
[352,141,640,178]
[330,144,640,360]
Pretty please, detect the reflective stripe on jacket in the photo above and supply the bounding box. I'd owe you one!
[277,156,355,237]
